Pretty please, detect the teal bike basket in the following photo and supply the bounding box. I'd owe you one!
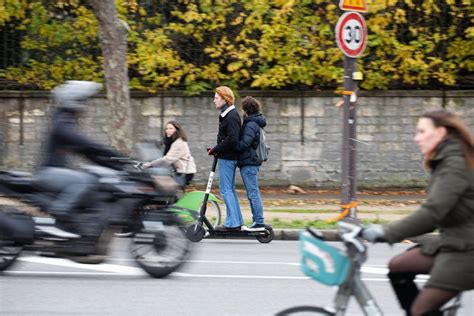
[299,230,351,286]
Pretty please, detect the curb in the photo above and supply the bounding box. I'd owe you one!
[274,229,439,243]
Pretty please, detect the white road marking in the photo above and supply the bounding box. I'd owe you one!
[4,271,142,276]
[172,272,309,279]
[6,256,430,282]
[17,256,146,275]
[361,266,388,274]
[186,259,299,266]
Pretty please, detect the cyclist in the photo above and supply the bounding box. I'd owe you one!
[363,109,474,316]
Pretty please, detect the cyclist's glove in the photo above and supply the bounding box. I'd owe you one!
[362,224,385,243]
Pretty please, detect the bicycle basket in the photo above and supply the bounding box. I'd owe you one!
[299,230,351,286]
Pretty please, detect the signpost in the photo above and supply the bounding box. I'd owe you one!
[335,12,367,58]
[335,4,368,221]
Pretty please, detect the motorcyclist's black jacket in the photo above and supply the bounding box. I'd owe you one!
[40,107,124,169]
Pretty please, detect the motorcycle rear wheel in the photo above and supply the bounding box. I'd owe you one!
[131,213,190,278]
[0,242,22,271]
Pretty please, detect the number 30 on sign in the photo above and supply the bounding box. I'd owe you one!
[335,12,368,58]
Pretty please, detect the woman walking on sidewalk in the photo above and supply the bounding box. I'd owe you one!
[363,109,474,316]
[237,96,267,229]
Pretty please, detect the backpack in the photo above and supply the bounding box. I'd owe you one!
[255,127,270,163]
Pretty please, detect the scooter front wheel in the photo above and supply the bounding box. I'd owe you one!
[186,223,206,242]
[256,225,274,243]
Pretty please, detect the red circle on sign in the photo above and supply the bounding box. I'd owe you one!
[335,12,367,58]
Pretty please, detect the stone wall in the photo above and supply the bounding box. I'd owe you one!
[0,90,472,188]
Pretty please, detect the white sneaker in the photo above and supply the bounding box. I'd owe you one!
[114,231,134,238]
[244,223,266,231]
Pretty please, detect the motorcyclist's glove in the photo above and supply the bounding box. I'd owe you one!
[362,224,385,243]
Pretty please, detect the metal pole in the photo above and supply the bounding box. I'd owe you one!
[340,56,358,219]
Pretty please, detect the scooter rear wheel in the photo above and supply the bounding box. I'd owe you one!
[256,225,274,243]
[186,223,206,242]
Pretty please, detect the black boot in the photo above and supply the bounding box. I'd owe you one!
[388,272,419,315]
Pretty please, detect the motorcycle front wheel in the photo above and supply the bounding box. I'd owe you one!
[130,212,190,278]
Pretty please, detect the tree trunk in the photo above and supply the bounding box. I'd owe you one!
[89,0,132,153]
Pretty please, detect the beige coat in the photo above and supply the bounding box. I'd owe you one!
[150,138,196,174]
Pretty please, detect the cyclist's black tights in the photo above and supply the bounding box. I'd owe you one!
[388,247,459,316]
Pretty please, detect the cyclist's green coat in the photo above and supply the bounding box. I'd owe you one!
[383,137,474,291]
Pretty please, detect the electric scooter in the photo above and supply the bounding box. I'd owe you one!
[185,156,274,243]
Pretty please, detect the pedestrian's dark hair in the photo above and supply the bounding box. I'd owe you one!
[241,96,261,115]
[164,120,188,142]
[422,110,474,169]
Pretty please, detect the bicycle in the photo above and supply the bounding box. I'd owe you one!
[133,142,223,227]
[276,221,463,315]
[114,159,222,236]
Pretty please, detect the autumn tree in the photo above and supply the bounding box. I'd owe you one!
[89,0,132,152]
[1,0,472,92]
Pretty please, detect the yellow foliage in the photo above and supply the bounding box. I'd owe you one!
[0,0,472,92]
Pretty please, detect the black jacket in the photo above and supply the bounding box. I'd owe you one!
[40,108,124,169]
[237,113,267,167]
[213,104,241,161]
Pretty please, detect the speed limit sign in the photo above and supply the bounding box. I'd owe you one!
[335,12,367,58]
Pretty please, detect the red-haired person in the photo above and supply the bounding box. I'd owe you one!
[207,86,243,231]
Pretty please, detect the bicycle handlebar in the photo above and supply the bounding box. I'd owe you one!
[337,221,366,253]
[305,221,366,254]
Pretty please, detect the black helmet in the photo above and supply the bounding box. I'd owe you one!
[52,81,102,111]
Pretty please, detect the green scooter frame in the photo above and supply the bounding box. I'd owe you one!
[185,156,274,243]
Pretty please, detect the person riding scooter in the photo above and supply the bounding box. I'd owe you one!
[35,80,126,239]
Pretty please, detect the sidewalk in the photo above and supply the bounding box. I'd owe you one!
[232,187,425,221]
[1,187,434,242]
[213,187,432,242]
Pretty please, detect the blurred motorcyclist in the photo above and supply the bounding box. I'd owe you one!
[35,81,125,239]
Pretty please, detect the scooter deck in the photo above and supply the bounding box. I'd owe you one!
[205,228,268,239]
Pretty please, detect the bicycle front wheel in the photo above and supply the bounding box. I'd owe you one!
[275,306,335,315]
[203,200,221,227]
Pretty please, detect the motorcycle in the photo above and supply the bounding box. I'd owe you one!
[0,158,191,278]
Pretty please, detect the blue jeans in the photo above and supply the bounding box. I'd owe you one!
[240,165,264,224]
[218,159,243,227]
